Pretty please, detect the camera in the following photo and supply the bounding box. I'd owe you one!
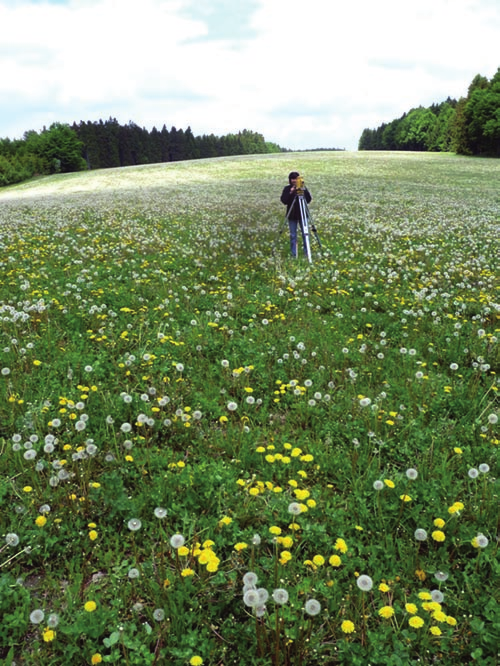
[296,176,305,194]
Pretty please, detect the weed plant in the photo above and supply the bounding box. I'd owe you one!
[0,151,498,665]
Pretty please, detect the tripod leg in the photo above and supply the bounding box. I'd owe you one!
[299,197,312,263]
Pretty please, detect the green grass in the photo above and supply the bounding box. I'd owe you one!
[0,151,499,665]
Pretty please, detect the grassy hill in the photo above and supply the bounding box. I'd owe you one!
[0,151,498,665]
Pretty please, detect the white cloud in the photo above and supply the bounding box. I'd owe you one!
[0,0,498,149]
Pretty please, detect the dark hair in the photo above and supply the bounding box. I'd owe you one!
[288,171,300,182]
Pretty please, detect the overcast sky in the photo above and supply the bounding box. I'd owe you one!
[1,0,499,151]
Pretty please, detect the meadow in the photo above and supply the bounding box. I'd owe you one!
[0,150,498,665]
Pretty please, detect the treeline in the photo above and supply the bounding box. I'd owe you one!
[72,119,283,170]
[359,67,500,156]
[0,120,283,187]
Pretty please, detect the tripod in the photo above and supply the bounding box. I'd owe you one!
[285,191,322,263]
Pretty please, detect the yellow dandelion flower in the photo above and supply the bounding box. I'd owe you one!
[379,583,390,593]
[432,610,447,623]
[206,559,220,573]
[418,592,432,601]
[281,536,294,548]
[409,616,424,629]
[334,538,348,553]
[312,554,325,567]
[384,479,395,488]
[431,530,445,542]
[341,620,355,633]
[378,605,395,619]
[280,551,292,563]
[178,546,190,557]
[91,655,103,665]
[405,603,418,614]
[446,616,457,626]
[269,526,282,536]
[181,568,195,577]
[433,518,445,528]
[43,628,56,642]
[234,542,248,552]
[189,657,203,666]
[400,494,412,502]
[218,516,232,527]
[89,530,98,541]
[415,569,426,581]
[35,516,47,527]
[430,626,442,636]
[329,554,342,567]
[84,601,97,612]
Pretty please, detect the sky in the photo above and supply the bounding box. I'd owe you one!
[1,0,499,151]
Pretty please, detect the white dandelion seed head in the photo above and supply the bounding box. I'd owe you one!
[154,507,167,519]
[431,590,444,603]
[359,397,371,407]
[6,533,19,546]
[356,575,373,592]
[434,571,449,582]
[127,518,142,532]
[478,464,490,474]
[170,533,185,549]
[153,608,165,621]
[406,468,418,480]
[468,468,479,479]
[30,609,45,624]
[414,529,428,541]
[288,502,302,516]
[243,589,260,607]
[304,599,322,616]
[243,572,258,588]
[487,413,498,425]
[47,613,59,627]
[475,534,489,548]
[128,568,140,579]
[373,480,384,491]
[252,533,261,546]
[272,588,289,605]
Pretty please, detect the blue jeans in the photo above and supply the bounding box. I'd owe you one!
[288,219,307,257]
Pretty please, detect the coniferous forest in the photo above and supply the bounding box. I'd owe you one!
[0,122,283,187]
[359,68,500,156]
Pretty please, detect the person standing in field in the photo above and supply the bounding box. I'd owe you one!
[280,171,312,258]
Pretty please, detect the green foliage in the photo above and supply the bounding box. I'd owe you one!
[359,66,500,157]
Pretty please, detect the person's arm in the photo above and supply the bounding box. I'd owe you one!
[304,188,312,203]
[281,185,295,205]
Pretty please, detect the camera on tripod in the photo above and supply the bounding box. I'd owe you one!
[296,176,305,195]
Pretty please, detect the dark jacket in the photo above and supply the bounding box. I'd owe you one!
[280,185,312,220]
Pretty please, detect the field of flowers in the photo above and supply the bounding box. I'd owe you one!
[0,151,498,665]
